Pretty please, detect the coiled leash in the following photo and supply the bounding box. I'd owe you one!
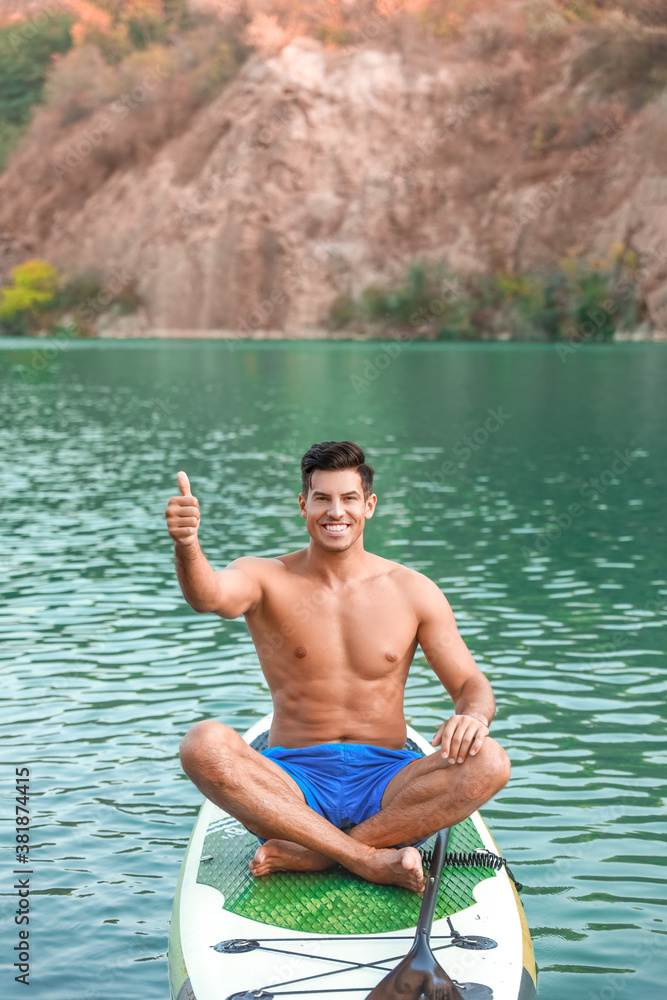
[419,847,524,891]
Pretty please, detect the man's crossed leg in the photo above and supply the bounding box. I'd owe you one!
[179,721,510,894]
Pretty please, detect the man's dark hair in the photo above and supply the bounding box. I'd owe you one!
[301,441,375,498]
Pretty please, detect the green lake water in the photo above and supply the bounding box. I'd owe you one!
[1,339,666,999]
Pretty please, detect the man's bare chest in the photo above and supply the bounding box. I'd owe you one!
[246,578,419,674]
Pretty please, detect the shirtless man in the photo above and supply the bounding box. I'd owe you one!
[167,441,510,894]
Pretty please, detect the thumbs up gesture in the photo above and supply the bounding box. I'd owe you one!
[166,471,200,547]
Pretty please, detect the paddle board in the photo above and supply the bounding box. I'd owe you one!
[168,714,537,1000]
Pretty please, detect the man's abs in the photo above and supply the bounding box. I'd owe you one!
[266,678,411,750]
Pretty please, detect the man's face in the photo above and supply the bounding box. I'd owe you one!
[299,468,376,551]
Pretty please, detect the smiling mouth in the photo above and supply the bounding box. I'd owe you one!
[322,523,350,534]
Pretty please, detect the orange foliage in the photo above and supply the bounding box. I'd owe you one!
[66,0,111,32]
[66,0,166,47]
[123,0,164,16]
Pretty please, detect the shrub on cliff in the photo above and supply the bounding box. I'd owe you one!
[0,260,61,336]
[0,260,142,337]
[330,250,643,341]
[0,14,73,169]
[79,0,190,59]
[558,250,640,340]
[0,15,73,125]
[328,260,490,340]
[42,12,246,136]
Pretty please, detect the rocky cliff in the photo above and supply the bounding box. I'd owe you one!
[1,1,666,335]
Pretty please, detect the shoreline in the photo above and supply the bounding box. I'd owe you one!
[16,323,667,343]
[54,328,667,343]
[2,328,667,345]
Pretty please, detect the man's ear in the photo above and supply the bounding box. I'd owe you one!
[365,493,378,519]
[298,492,307,518]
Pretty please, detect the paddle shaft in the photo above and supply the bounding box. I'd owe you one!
[415,827,452,936]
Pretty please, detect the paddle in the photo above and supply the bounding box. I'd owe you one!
[365,828,464,1000]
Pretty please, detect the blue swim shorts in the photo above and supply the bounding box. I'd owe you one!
[258,742,423,846]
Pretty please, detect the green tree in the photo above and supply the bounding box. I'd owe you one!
[0,15,72,169]
[0,15,73,125]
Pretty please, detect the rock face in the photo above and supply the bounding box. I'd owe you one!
[1,25,666,334]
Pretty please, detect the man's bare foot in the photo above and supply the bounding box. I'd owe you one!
[249,841,424,894]
[355,846,425,894]
[249,839,334,877]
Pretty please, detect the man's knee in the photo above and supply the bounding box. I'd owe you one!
[482,738,511,792]
[179,720,237,777]
[465,738,510,801]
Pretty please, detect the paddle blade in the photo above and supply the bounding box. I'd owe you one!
[365,934,464,1000]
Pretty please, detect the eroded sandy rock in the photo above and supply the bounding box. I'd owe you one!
[1,25,666,334]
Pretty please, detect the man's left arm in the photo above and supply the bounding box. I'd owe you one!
[414,574,496,765]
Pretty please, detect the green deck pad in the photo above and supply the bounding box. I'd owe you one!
[196,817,494,934]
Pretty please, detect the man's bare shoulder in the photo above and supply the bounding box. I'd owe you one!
[226,550,307,578]
[379,558,449,609]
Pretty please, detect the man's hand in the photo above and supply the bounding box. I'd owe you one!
[166,471,200,547]
[432,714,489,765]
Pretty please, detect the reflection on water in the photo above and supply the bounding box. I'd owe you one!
[1,341,666,999]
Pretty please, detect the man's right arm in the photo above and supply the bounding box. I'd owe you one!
[166,472,262,619]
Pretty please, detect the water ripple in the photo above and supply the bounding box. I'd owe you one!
[1,342,666,1000]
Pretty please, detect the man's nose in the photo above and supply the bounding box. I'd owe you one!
[327,499,344,517]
